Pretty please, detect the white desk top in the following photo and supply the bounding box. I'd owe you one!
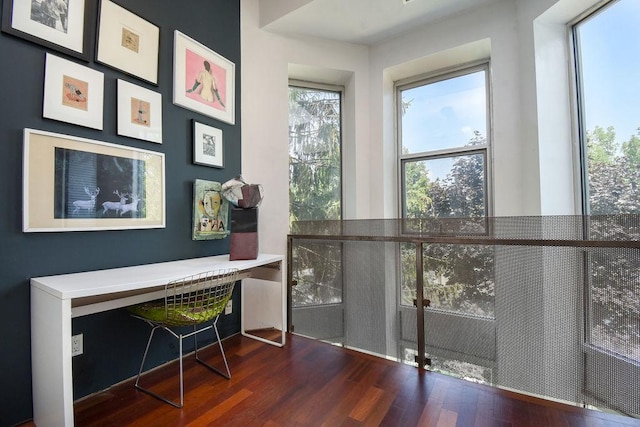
[31,253,284,300]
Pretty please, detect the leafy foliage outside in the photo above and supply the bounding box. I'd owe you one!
[585,125,640,360]
[289,86,342,307]
[287,83,639,362]
[586,126,640,214]
[401,130,494,318]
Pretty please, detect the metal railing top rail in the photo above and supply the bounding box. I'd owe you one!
[288,215,640,248]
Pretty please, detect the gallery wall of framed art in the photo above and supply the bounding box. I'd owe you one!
[2,1,242,228]
[0,1,242,425]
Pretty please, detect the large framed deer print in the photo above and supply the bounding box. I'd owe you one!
[23,128,165,232]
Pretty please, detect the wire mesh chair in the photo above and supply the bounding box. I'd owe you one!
[128,268,239,408]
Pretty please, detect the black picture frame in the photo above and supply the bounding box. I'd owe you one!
[95,0,160,85]
[1,0,97,62]
[193,119,224,168]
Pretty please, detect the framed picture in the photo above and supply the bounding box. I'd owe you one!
[1,0,92,61]
[117,79,162,143]
[96,0,160,85]
[192,179,229,241]
[193,120,223,168]
[43,53,104,130]
[23,128,165,232]
[173,30,235,125]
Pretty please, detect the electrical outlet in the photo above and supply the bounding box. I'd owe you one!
[72,334,83,357]
[225,300,233,315]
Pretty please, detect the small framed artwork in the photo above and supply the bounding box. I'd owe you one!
[23,128,166,232]
[96,0,160,85]
[43,52,104,130]
[117,79,162,143]
[193,120,223,168]
[192,179,229,241]
[1,0,92,61]
[173,30,235,125]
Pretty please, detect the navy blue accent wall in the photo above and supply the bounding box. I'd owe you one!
[0,1,241,424]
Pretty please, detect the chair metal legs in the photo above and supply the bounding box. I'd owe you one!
[195,317,231,379]
[134,316,230,408]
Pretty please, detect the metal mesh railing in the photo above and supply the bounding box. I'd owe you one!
[288,215,640,418]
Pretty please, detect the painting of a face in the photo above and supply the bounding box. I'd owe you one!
[203,190,221,218]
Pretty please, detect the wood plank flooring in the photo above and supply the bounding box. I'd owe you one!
[21,333,640,426]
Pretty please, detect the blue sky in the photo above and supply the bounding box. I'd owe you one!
[400,0,639,180]
[576,0,640,143]
[401,70,486,155]
[401,70,486,181]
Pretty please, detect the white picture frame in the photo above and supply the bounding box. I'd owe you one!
[117,79,162,144]
[96,0,160,85]
[23,128,166,232]
[43,53,104,130]
[2,0,90,60]
[173,30,235,125]
[193,120,223,168]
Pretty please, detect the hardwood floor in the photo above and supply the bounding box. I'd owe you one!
[22,333,640,426]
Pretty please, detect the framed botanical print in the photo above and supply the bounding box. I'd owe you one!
[193,120,223,168]
[96,0,160,84]
[1,0,92,61]
[173,30,235,124]
[43,52,104,130]
[117,79,162,143]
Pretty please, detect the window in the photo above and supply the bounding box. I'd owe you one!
[397,64,494,317]
[398,64,490,219]
[575,0,640,217]
[574,0,640,362]
[574,0,640,415]
[288,83,343,307]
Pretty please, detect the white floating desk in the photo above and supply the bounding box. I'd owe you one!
[31,253,286,427]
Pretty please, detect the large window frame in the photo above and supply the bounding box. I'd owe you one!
[395,62,494,315]
[396,62,493,220]
[393,62,496,380]
[571,0,640,415]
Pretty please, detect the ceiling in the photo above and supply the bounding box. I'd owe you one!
[259,0,504,45]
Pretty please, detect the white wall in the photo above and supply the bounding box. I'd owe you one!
[242,0,632,407]
[241,0,370,257]
[369,0,525,217]
[241,0,604,251]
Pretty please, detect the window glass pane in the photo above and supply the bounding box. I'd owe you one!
[403,153,485,219]
[288,86,342,222]
[589,250,640,361]
[423,244,494,318]
[401,344,493,384]
[399,242,495,318]
[576,0,640,215]
[401,71,486,154]
[291,241,343,307]
[575,0,640,364]
[289,85,343,308]
[427,355,493,385]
